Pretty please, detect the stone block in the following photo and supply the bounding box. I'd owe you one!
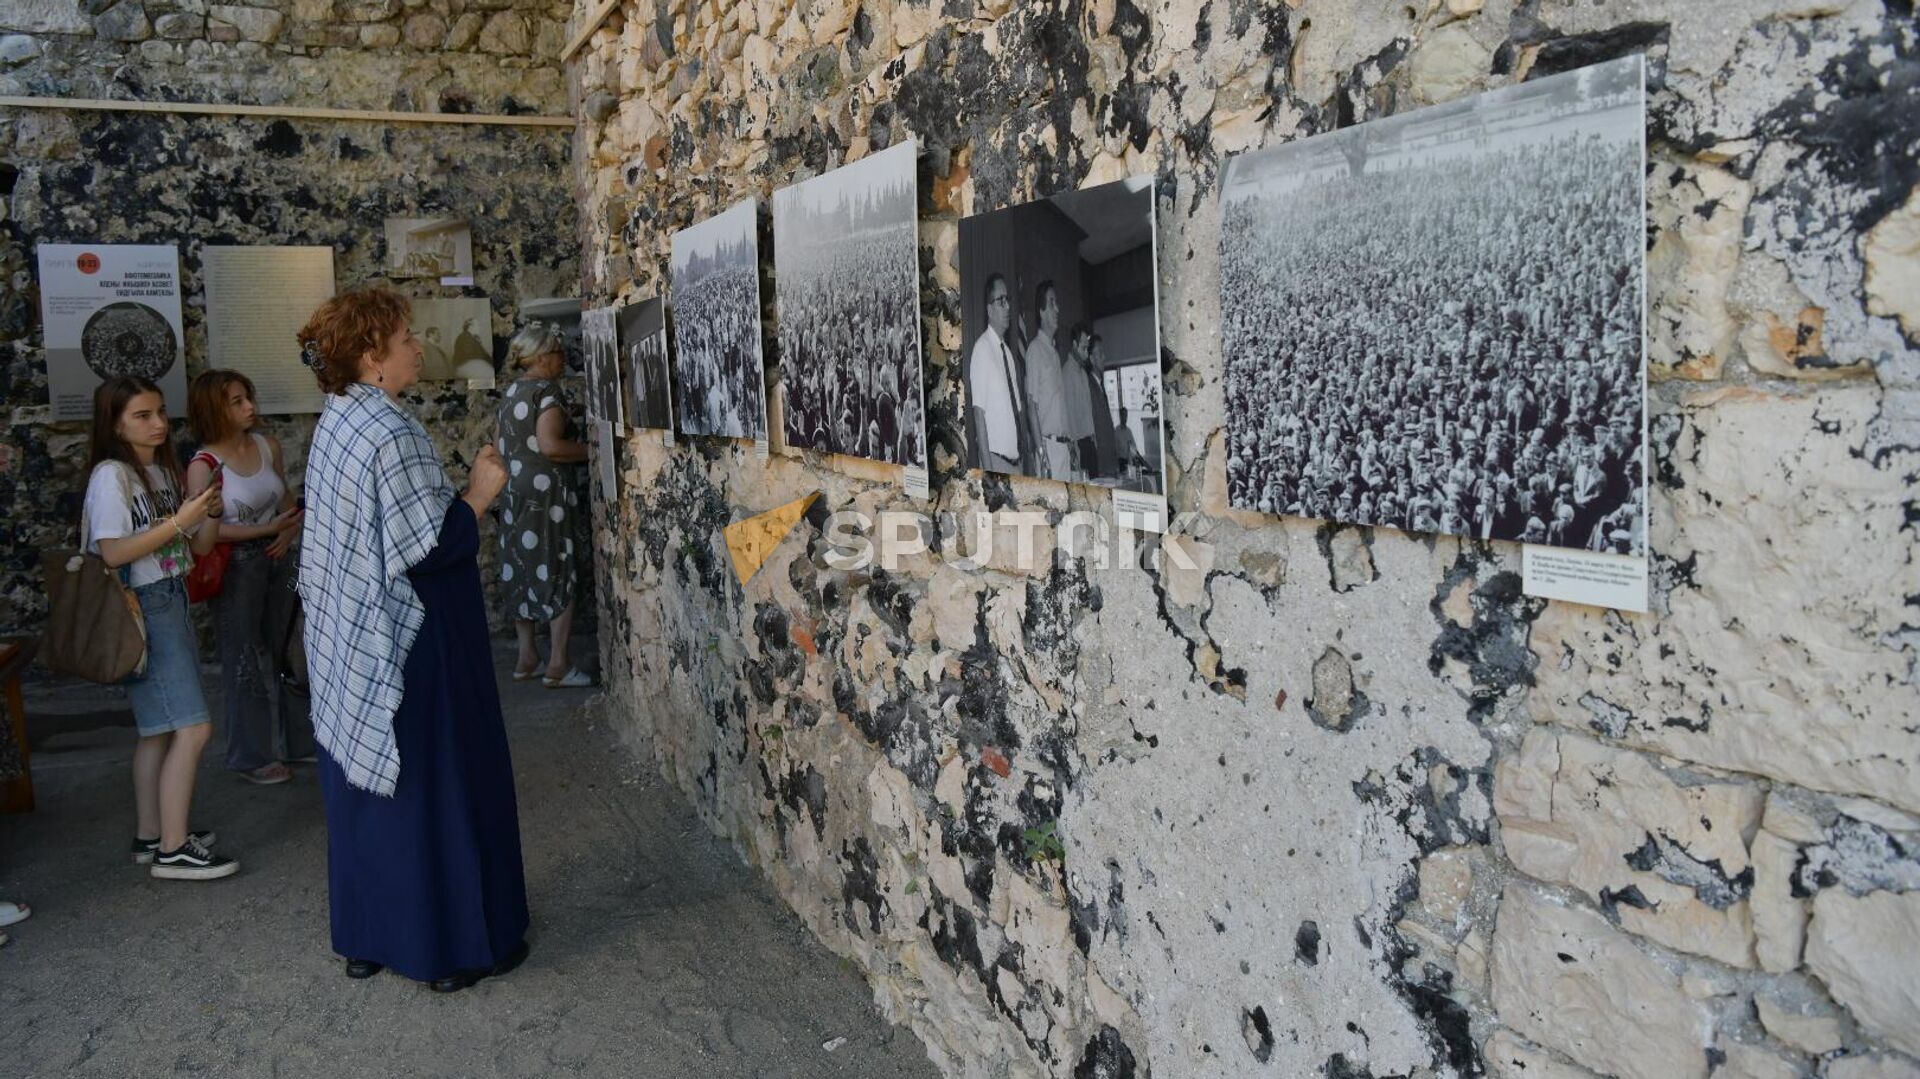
[151,11,199,38]
[0,34,42,63]
[1754,990,1845,1056]
[289,0,331,20]
[358,22,398,46]
[401,12,443,47]
[1481,1029,1602,1078]
[336,0,397,20]
[1495,729,1761,967]
[1417,847,1474,926]
[1408,22,1490,105]
[444,10,481,49]
[0,0,92,35]
[1864,187,1920,344]
[1491,885,1714,1079]
[1751,829,1809,973]
[92,1,151,41]
[477,10,527,53]
[1805,889,1920,1057]
[1829,1057,1920,1079]
[1719,1043,1804,1079]
[1648,158,1751,380]
[1530,388,1920,815]
[207,4,280,42]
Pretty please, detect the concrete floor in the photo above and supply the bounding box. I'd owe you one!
[0,642,938,1079]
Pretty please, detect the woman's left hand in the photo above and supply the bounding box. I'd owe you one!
[266,507,303,559]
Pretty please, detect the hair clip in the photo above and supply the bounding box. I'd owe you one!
[300,338,325,370]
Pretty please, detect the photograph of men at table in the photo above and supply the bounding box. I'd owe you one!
[959,177,1164,495]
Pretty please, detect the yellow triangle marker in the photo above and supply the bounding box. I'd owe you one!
[724,491,819,586]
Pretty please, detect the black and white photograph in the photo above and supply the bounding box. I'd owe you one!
[581,305,621,427]
[669,198,767,441]
[384,217,474,279]
[519,297,584,372]
[1219,56,1646,554]
[617,296,673,432]
[958,177,1165,494]
[408,296,495,382]
[773,140,925,468]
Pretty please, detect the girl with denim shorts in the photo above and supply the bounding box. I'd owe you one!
[81,376,241,881]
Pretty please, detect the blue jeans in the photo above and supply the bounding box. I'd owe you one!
[213,541,314,770]
[124,577,211,737]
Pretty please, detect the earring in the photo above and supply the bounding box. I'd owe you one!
[378,369,385,383]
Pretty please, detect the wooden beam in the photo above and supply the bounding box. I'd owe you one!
[0,94,574,128]
[561,0,622,63]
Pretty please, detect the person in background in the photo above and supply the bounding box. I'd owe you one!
[451,316,493,382]
[495,324,593,689]
[0,898,29,947]
[297,288,529,991]
[83,376,236,880]
[1024,281,1071,480]
[186,370,312,786]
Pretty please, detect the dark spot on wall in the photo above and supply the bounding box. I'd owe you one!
[1243,1004,1275,1063]
[1524,22,1671,80]
[1295,919,1321,965]
[840,836,887,935]
[1074,1025,1139,1079]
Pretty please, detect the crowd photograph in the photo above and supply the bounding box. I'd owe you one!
[617,297,673,432]
[670,197,768,441]
[580,305,621,426]
[958,176,1164,494]
[773,141,926,468]
[1219,57,1646,553]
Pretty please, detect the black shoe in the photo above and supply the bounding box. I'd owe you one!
[429,939,530,993]
[345,958,384,979]
[131,830,217,865]
[149,838,239,881]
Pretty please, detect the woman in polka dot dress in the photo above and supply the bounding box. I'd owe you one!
[495,325,593,688]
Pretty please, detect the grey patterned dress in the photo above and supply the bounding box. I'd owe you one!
[495,377,579,622]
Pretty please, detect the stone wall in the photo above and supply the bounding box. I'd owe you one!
[576,1,1918,1078]
[0,0,579,636]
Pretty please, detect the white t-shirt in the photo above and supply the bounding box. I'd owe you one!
[83,461,192,587]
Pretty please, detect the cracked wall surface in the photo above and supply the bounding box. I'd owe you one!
[576,1,1919,1077]
[0,1,579,635]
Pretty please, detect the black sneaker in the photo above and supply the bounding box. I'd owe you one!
[149,838,239,881]
[131,830,217,865]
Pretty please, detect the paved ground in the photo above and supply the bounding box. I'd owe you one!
[0,640,938,1079]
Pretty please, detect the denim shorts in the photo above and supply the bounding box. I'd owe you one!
[124,576,212,736]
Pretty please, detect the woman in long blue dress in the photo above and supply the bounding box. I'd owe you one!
[296,288,529,992]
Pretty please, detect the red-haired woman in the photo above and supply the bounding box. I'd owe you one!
[296,288,529,992]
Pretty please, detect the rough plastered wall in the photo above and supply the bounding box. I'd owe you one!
[0,0,580,636]
[575,2,1919,1077]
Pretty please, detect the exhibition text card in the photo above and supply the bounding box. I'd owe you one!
[203,246,337,415]
[901,464,930,500]
[1523,545,1648,613]
[1113,490,1168,534]
[38,244,187,421]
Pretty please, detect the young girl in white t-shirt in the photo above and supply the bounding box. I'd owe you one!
[81,376,240,882]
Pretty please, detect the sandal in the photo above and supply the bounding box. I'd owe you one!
[0,900,28,928]
[510,664,541,682]
[241,763,292,785]
[542,668,594,689]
